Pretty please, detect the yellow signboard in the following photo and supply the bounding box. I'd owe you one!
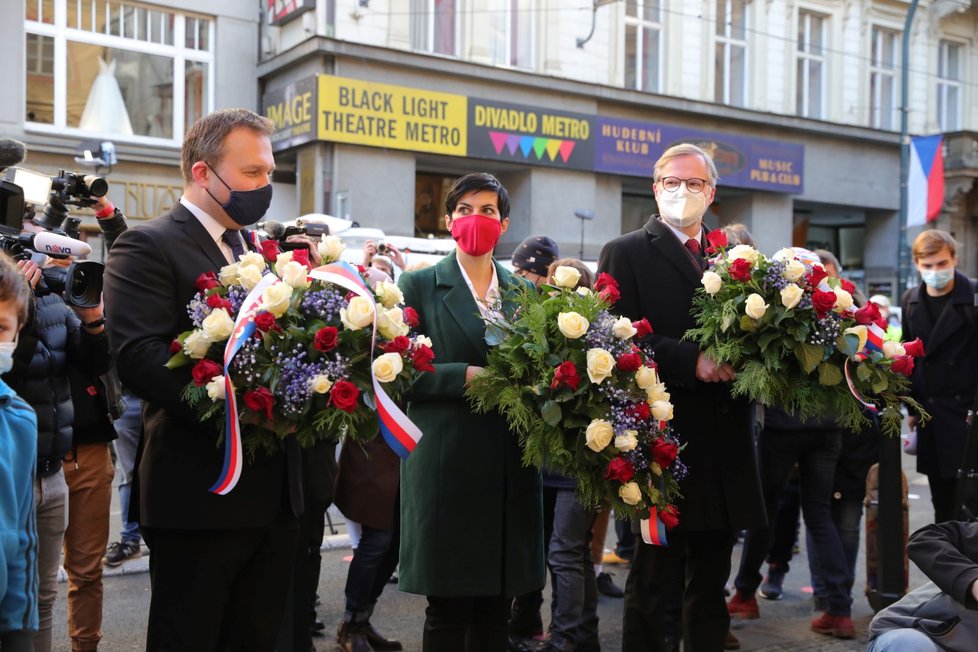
[317,75,467,156]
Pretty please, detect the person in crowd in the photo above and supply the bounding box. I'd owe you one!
[510,235,558,287]
[869,295,902,342]
[0,253,39,652]
[591,510,626,598]
[868,520,978,651]
[103,108,302,650]
[815,249,867,306]
[397,172,545,652]
[902,229,978,523]
[363,240,406,279]
[103,390,142,567]
[599,143,765,651]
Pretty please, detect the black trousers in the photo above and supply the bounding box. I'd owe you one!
[622,529,734,652]
[424,595,510,652]
[143,515,299,651]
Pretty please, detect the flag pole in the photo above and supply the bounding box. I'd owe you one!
[896,0,918,301]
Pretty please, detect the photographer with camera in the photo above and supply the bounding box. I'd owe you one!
[363,240,405,279]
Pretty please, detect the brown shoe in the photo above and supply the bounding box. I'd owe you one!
[726,591,760,619]
[336,621,372,652]
[810,612,855,639]
[724,629,741,650]
[364,620,403,651]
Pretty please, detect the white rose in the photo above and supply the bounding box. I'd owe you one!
[261,282,294,318]
[646,382,671,404]
[378,307,410,340]
[552,265,582,288]
[205,375,226,401]
[375,281,405,309]
[651,400,674,421]
[237,265,264,291]
[182,330,212,360]
[280,260,310,289]
[557,312,590,339]
[615,431,638,452]
[728,244,759,264]
[414,335,433,349]
[372,352,404,383]
[882,340,906,359]
[780,283,804,310]
[745,293,769,320]
[309,374,333,394]
[319,235,346,263]
[218,263,240,285]
[833,287,853,312]
[612,316,638,340]
[201,308,235,341]
[586,348,616,384]
[772,247,795,262]
[783,260,806,282]
[273,251,294,277]
[619,482,643,506]
[701,271,722,295]
[634,365,659,390]
[340,296,376,330]
[576,286,592,296]
[844,325,868,354]
[238,251,266,270]
[585,419,614,452]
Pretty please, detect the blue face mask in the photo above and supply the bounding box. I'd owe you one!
[205,165,273,226]
[920,268,954,290]
[0,335,19,375]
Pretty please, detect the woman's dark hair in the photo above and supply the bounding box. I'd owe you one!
[0,253,30,326]
[444,173,510,219]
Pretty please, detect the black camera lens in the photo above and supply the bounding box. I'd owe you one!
[376,242,389,255]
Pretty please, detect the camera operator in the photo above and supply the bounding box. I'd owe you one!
[4,217,112,652]
[362,239,405,279]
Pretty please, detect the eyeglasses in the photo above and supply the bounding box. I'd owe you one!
[659,177,710,194]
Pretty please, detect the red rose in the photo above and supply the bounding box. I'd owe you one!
[806,265,828,288]
[840,278,856,294]
[903,337,925,358]
[194,272,220,292]
[633,318,653,338]
[403,306,420,328]
[891,354,915,377]
[550,361,580,391]
[254,311,277,332]
[605,457,636,483]
[594,272,619,293]
[659,505,680,530]
[616,352,642,372]
[382,335,411,354]
[329,380,360,413]
[260,239,280,263]
[291,248,310,268]
[169,339,182,354]
[244,387,276,421]
[627,401,651,421]
[314,326,339,352]
[705,230,729,254]
[598,284,621,305]
[651,439,679,469]
[191,359,223,387]
[812,289,837,317]
[854,301,882,326]
[728,258,753,282]
[206,293,233,312]
[411,345,435,373]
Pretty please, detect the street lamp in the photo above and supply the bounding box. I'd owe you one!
[575,209,594,260]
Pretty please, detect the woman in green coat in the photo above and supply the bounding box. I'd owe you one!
[397,173,545,652]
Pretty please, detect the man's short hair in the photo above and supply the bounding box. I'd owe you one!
[912,229,958,261]
[181,109,274,184]
[652,143,720,186]
[444,173,511,219]
[0,254,31,327]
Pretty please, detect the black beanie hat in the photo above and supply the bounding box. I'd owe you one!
[511,235,559,277]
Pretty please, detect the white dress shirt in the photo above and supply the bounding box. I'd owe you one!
[180,196,243,264]
[456,256,501,321]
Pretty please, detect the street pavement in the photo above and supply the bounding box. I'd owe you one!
[50,443,931,651]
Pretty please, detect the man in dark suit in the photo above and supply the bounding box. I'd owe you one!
[103,109,300,650]
[598,143,765,652]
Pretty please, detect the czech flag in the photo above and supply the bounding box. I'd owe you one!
[907,135,945,228]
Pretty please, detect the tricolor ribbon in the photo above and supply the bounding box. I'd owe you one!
[308,261,424,459]
[843,358,879,414]
[854,322,886,361]
[640,506,669,546]
[209,272,279,495]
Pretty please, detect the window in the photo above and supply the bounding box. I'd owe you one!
[24,0,213,143]
[624,0,662,92]
[937,40,961,132]
[490,0,535,69]
[796,11,825,119]
[410,0,458,56]
[715,0,749,107]
[869,27,897,130]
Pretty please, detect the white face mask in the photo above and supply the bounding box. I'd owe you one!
[0,335,18,375]
[920,268,954,290]
[657,185,708,229]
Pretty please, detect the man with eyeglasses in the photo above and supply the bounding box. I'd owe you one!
[598,143,765,652]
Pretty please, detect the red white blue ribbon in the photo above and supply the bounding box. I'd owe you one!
[843,358,879,414]
[210,272,279,495]
[308,261,424,459]
[640,506,669,546]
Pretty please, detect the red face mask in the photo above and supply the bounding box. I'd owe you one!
[450,214,502,256]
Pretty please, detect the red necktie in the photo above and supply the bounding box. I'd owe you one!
[684,239,701,256]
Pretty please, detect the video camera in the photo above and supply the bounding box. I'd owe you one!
[257,218,331,252]
[0,167,105,307]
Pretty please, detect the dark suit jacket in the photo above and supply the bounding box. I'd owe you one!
[903,271,978,479]
[598,216,765,532]
[103,203,290,529]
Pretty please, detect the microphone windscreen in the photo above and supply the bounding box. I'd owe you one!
[0,139,27,169]
[261,221,287,239]
[31,231,92,258]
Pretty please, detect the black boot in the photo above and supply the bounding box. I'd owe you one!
[363,620,403,651]
[336,621,372,652]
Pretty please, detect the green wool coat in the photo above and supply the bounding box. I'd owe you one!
[397,254,545,597]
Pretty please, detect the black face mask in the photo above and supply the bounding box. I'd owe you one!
[205,165,273,226]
